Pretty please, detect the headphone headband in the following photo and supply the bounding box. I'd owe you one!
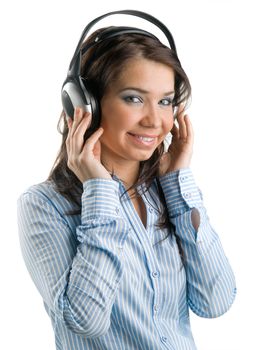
[62,9,178,126]
[68,10,177,73]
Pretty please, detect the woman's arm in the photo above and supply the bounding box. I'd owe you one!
[17,178,129,337]
[159,168,237,318]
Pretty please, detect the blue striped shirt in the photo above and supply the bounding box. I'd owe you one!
[17,168,236,350]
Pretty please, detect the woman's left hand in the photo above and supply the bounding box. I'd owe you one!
[159,104,194,176]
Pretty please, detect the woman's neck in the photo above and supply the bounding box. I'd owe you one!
[101,156,140,190]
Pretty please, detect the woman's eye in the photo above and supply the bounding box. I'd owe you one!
[159,98,173,106]
[123,95,142,104]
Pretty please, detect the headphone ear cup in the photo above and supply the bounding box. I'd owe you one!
[61,78,92,118]
[80,78,101,129]
[61,78,101,133]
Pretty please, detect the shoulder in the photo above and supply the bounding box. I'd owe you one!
[20,180,57,199]
[19,180,61,203]
[18,180,77,216]
[17,182,80,252]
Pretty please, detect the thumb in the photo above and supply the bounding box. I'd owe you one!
[84,127,104,150]
[81,127,104,161]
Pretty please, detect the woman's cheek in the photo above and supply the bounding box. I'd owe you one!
[164,118,174,134]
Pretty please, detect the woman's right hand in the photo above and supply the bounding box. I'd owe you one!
[66,107,112,183]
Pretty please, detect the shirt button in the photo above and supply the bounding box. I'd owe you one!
[152,271,160,278]
[148,206,154,213]
[179,175,188,182]
[115,207,120,214]
[161,336,167,343]
[183,192,192,199]
[154,305,159,312]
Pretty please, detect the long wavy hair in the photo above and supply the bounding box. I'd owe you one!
[48,28,191,248]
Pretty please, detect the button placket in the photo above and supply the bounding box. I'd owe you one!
[161,336,167,343]
[152,271,160,278]
[179,175,188,183]
[148,206,154,213]
[115,207,120,215]
[154,304,159,313]
[151,265,160,320]
[183,192,192,200]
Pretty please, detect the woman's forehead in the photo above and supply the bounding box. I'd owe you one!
[107,58,175,93]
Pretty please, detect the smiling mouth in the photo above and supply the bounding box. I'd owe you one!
[127,133,157,145]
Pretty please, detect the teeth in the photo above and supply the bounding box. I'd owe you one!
[138,136,154,142]
[134,135,155,142]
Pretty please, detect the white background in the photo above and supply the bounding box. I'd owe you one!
[1,0,256,349]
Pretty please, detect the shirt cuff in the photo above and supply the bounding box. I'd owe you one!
[158,168,203,217]
[82,178,121,222]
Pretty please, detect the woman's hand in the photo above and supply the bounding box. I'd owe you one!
[66,107,112,183]
[159,104,194,176]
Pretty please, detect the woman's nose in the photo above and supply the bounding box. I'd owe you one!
[140,104,162,128]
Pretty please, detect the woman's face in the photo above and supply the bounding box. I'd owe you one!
[100,58,175,166]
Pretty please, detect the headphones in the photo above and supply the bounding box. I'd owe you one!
[61,10,178,132]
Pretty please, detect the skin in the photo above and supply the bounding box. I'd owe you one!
[100,58,176,187]
[66,58,199,229]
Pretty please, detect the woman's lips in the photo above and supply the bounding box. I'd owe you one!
[127,132,157,146]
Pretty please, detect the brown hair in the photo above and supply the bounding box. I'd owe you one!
[48,28,191,243]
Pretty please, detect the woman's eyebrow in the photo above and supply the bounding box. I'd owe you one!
[118,87,175,95]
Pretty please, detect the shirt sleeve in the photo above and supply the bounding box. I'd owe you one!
[159,168,237,318]
[17,179,130,337]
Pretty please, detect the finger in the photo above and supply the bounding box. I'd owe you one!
[177,105,188,140]
[66,108,84,152]
[184,115,194,143]
[70,111,92,155]
[82,127,104,155]
[66,116,73,129]
[170,122,179,138]
[70,107,87,137]
[66,116,73,153]
[177,103,185,118]
[73,111,92,140]
[66,115,90,160]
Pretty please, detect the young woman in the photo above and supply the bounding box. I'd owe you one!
[17,11,236,350]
